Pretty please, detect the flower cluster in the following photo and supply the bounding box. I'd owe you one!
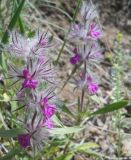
[7,31,57,150]
[69,1,103,94]
[73,72,99,94]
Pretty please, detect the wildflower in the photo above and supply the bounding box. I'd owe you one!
[40,97,56,118]
[7,30,58,152]
[70,48,81,65]
[88,22,102,40]
[19,111,50,151]
[7,31,53,59]
[43,118,54,129]
[70,22,102,42]
[22,69,38,89]
[69,2,102,42]
[36,30,50,48]
[80,1,98,23]
[8,31,29,58]
[18,134,31,148]
[8,57,56,90]
[87,76,99,94]
[74,72,99,94]
[70,43,103,65]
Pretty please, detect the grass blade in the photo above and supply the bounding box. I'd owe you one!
[1,0,25,43]
[90,100,128,116]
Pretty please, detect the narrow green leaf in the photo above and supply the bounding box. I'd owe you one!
[2,0,25,43]
[0,0,25,68]
[59,104,75,118]
[78,150,106,159]
[56,153,74,160]
[18,17,25,34]
[49,126,84,135]
[0,146,22,160]
[76,142,99,151]
[91,100,128,116]
[0,128,24,138]
[52,115,63,127]
[16,0,25,35]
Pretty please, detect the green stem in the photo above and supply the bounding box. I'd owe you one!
[80,89,85,112]
[55,0,82,64]
[80,61,86,112]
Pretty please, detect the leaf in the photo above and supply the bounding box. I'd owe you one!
[0,146,22,160]
[90,100,128,116]
[0,128,24,138]
[1,0,26,43]
[56,153,74,160]
[49,126,84,135]
[0,93,10,102]
[0,0,25,68]
[76,142,99,151]
[78,150,108,159]
[59,104,75,118]
[52,115,63,127]
[18,17,25,35]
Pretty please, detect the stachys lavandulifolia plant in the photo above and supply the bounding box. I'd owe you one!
[68,1,103,95]
[6,30,58,150]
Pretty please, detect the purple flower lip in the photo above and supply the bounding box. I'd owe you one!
[40,97,56,118]
[89,23,101,40]
[39,97,56,129]
[88,82,99,94]
[43,118,54,129]
[22,69,38,89]
[18,134,31,148]
[70,48,81,65]
[87,76,99,94]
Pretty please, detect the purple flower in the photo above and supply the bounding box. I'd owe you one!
[43,118,54,129]
[18,134,30,148]
[22,69,38,89]
[69,24,82,38]
[8,31,29,58]
[81,2,98,23]
[70,48,81,65]
[89,22,102,40]
[87,76,99,94]
[7,31,53,60]
[8,57,56,90]
[37,31,49,48]
[72,43,103,63]
[73,72,99,94]
[70,54,81,65]
[40,97,56,118]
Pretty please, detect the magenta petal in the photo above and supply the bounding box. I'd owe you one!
[43,119,54,129]
[18,134,30,148]
[70,54,81,65]
[43,104,56,118]
[88,82,99,94]
[23,69,30,78]
[89,23,101,39]
[22,79,37,89]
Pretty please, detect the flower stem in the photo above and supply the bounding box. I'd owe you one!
[55,0,82,64]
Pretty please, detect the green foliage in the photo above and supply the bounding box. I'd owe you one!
[0,1,129,160]
[56,153,74,160]
[0,0,25,69]
[75,142,99,151]
[0,128,24,138]
[1,0,25,43]
[91,100,128,116]
[0,146,22,160]
[49,126,84,135]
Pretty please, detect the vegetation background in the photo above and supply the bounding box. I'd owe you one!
[0,0,131,160]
